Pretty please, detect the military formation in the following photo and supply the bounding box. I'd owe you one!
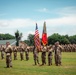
[0,42,76,68]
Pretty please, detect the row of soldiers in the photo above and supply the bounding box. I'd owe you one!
[0,45,30,68]
[33,41,63,66]
[0,42,76,68]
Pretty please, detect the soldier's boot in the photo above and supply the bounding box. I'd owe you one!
[10,62,12,67]
[35,60,37,65]
[21,54,23,61]
[48,62,50,66]
[7,63,9,68]
[51,61,52,65]
[44,59,46,65]
[56,61,58,66]
[37,57,39,64]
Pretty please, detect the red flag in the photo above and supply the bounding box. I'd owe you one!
[34,23,41,51]
[42,22,48,46]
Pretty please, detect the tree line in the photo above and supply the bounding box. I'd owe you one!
[0,33,15,40]
[0,32,76,45]
[24,33,76,46]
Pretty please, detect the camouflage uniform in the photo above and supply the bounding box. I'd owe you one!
[48,48,53,66]
[25,46,29,61]
[33,47,39,65]
[13,47,17,60]
[1,46,5,59]
[19,46,24,61]
[53,42,63,66]
[41,46,47,65]
[5,45,12,68]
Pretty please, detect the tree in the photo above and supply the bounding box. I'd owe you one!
[24,34,34,46]
[48,33,70,45]
[0,33,15,40]
[15,30,22,46]
[69,35,76,44]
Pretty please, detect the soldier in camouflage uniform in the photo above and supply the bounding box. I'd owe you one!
[1,45,5,59]
[5,45,12,68]
[41,46,47,65]
[13,46,17,60]
[48,46,53,66]
[25,46,29,61]
[33,47,39,65]
[53,42,63,66]
[19,45,24,61]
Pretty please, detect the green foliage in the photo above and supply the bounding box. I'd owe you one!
[69,35,76,44]
[48,33,72,45]
[24,33,76,45]
[24,34,34,46]
[0,33,15,40]
[15,30,22,46]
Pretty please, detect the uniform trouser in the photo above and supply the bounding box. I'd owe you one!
[20,53,24,60]
[1,52,4,59]
[26,53,29,60]
[42,56,46,65]
[6,55,12,67]
[42,52,46,65]
[14,52,17,60]
[54,54,61,65]
[48,56,52,65]
[34,55,39,65]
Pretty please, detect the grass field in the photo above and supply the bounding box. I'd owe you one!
[0,52,76,75]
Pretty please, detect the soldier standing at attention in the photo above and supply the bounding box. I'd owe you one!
[13,46,17,60]
[33,47,39,65]
[48,46,53,66]
[41,46,47,65]
[1,45,5,59]
[25,46,29,61]
[53,41,63,66]
[5,45,12,68]
[19,45,24,61]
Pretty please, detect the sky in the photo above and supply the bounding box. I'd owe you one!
[0,0,76,40]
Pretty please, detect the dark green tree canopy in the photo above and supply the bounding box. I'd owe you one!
[0,33,15,40]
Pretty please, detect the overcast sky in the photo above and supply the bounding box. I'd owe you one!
[0,0,76,40]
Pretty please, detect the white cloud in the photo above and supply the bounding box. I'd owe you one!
[0,6,76,40]
[0,15,76,40]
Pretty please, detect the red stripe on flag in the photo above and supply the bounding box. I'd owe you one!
[34,23,41,51]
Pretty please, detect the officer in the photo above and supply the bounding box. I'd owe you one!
[25,46,29,61]
[13,46,17,60]
[19,45,24,61]
[1,45,5,59]
[41,46,47,65]
[5,45,12,68]
[48,46,53,66]
[53,41,63,66]
[33,47,39,65]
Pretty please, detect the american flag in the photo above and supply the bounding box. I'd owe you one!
[34,23,41,51]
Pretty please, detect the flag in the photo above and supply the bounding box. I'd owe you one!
[42,22,48,46]
[34,23,41,51]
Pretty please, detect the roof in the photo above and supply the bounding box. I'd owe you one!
[0,39,16,45]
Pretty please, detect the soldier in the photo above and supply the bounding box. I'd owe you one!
[13,46,17,60]
[1,45,5,59]
[48,46,53,66]
[5,45,12,68]
[33,47,39,65]
[25,46,29,61]
[53,41,63,66]
[19,45,24,61]
[41,46,47,65]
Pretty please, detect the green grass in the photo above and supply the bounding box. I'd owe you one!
[0,52,76,75]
